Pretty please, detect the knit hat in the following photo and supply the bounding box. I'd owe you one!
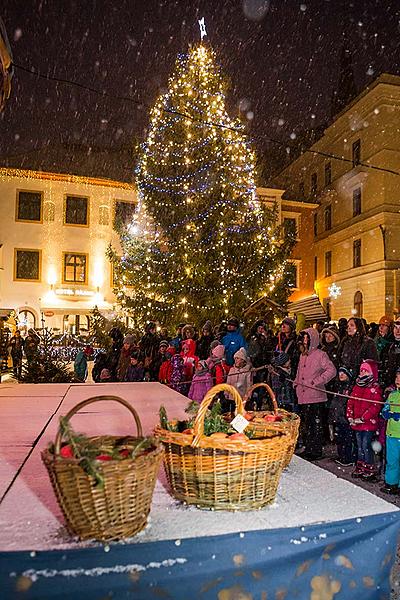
[379,315,393,327]
[159,340,169,349]
[123,334,136,345]
[396,367,400,375]
[338,366,353,380]
[211,344,225,360]
[359,359,379,381]
[281,317,296,331]
[227,317,240,328]
[234,347,248,362]
[272,351,290,367]
[210,339,220,351]
[100,368,111,380]
[197,359,209,371]
[202,320,213,333]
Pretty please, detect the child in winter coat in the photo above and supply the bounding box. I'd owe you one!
[347,359,382,480]
[381,368,400,494]
[158,346,175,384]
[226,347,253,398]
[328,366,356,466]
[169,353,185,395]
[188,360,213,403]
[180,339,199,390]
[206,343,229,385]
[124,351,145,382]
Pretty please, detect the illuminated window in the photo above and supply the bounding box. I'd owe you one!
[63,253,87,284]
[16,191,42,222]
[65,195,89,226]
[14,249,41,281]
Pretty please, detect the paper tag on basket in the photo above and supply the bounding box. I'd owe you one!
[230,414,249,433]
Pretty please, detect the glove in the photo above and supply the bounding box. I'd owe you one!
[392,413,400,422]
[348,418,354,425]
[353,418,364,424]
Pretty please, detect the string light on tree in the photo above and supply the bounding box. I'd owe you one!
[108,33,295,326]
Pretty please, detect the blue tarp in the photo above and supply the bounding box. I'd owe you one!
[1,511,399,599]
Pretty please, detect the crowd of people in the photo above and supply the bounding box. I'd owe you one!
[89,314,400,496]
[7,313,400,496]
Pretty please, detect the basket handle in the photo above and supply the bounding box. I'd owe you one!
[54,395,143,455]
[243,382,278,413]
[192,383,244,447]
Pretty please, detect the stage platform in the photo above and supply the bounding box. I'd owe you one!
[0,382,399,599]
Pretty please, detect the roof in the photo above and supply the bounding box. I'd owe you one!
[288,294,327,321]
[0,167,135,190]
[243,295,287,317]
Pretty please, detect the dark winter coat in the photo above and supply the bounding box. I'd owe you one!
[276,332,299,379]
[247,333,274,368]
[8,335,24,359]
[196,334,215,361]
[328,379,353,425]
[139,332,160,377]
[117,347,132,382]
[338,334,378,376]
[383,338,400,387]
[124,364,145,382]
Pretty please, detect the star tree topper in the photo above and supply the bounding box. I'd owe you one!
[198,17,207,41]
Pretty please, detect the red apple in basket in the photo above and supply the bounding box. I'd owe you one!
[263,414,282,423]
[59,444,74,458]
[95,454,113,461]
[182,428,194,435]
[243,412,254,421]
[229,433,248,441]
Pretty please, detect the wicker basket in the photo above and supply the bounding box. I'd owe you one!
[243,383,300,468]
[42,395,163,541]
[154,383,290,511]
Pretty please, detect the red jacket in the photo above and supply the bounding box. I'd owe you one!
[346,383,382,431]
[158,360,172,384]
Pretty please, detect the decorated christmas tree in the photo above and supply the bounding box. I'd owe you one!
[109,39,296,326]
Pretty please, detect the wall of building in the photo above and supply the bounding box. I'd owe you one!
[0,168,136,333]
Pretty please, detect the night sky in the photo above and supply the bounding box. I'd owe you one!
[2,0,400,182]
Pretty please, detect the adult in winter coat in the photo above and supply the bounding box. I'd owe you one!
[337,317,378,376]
[247,320,274,409]
[73,346,92,382]
[139,322,160,380]
[24,329,39,363]
[8,330,24,378]
[196,321,214,360]
[383,316,400,388]
[221,317,247,367]
[276,317,299,379]
[107,327,124,381]
[320,326,340,370]
[346,359,382,480]
[117,334,137,382]
[293,328,337,460]
[375,315,394,360]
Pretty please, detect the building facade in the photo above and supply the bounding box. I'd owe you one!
[0,168,136,334]
[273,73,400,322]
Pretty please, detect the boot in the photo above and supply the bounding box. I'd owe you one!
[361,462,378,482]
[380,483,399,495]
[351,461,365,478]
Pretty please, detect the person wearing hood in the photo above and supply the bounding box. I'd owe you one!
[206,343,229,385]
[320,326,340,369]
[227,347,253,399]
[276,317,299,379]
[293,328,337,461]
[188,360,213,403]
[221,317,247,367]
[196,320,215,360]
[375,315,394,369]
[158,346,176,384]
[338,317,378,376]
[347,359,382,481]
[180,338,199,393]
[74,346,93,382]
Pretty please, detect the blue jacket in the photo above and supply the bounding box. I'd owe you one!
[221,331,247,366]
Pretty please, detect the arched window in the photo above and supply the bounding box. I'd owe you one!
[17,309,36,335]
[354,291,363,317]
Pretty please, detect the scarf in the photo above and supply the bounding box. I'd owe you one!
[356,373,374,387]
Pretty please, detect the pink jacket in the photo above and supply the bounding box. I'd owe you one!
[293,328,337,405]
